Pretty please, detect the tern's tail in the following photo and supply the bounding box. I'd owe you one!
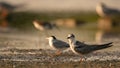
[95,42,113,50]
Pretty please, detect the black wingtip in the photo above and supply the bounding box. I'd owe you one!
[109,44,113,47]
[104,42,113,45]
[103,42,113,47]
[107,42,113,45]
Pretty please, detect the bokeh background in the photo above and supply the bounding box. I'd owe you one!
[0,0,120,49]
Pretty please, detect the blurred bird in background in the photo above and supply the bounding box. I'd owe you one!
[33,19,60,36]
[96,2,120,18]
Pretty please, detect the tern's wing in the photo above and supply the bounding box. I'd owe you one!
[89,42,113,50]
[53,40,69,48]
[43,22,53,29]
[75,42,113,54]
[104,7,120,15]
[75,41,87,48]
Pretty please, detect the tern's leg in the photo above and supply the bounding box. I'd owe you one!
[55,50,62,56]
[79,55,87,62]
[49,50,62,57]
[79,55,90,68]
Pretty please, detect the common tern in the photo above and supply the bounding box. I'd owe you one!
[46,36,69,55]
[33,19,59,31]
[67,34,113,61]
[96,2,120,18]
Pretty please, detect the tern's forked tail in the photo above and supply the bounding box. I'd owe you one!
[95,42,113,50]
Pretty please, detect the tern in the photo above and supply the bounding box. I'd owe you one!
[33,19,60,36]
[46,36,69,55]
[96,2,120,18]
[33,19,59,31]
[67,34,113,61]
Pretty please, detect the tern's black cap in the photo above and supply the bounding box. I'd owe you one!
[51,36,56,39]
[67,34,75,39]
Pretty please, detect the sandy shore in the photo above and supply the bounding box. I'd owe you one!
[0,48,120,62]
[0,48,120,68]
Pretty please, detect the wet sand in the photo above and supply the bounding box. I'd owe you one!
[0,48,120,68]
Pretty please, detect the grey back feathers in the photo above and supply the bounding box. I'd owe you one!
[53,39,69,48]
[75,42,113,54]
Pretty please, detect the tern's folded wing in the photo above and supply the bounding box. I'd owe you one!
[75,42,113,54]
[53,40,69,48]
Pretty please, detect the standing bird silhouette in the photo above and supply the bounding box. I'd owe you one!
[96,2,120,18]
[67,34,113,61]
[33,19,60,35]
[46,36,69,55]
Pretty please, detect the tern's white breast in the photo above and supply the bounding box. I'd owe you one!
[96,5,105,17]
[33,22,44,31]
[49,40,57,50]
[70,43,80,55]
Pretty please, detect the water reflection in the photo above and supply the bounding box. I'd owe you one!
[54,18,85,28]
[95,17,120,43]
[97,18,113,31]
